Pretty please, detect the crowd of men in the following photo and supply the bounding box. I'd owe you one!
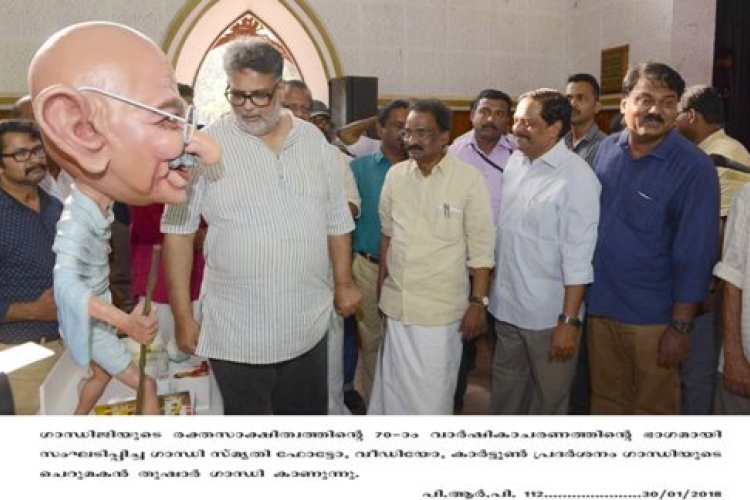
[3,34,750,416]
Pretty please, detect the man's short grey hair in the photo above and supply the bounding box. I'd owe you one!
[223,37,284,79]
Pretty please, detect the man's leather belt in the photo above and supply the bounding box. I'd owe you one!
[356,251,379,264]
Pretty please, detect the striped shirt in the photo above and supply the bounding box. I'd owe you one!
[333,145,361,214]
[714,184,750,371]
[162,114,354,363]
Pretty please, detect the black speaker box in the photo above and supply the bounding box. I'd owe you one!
[329,76,378,130]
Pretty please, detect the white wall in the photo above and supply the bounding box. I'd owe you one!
[308,0,569,100]
[0,0,185,99]
[565,0,673,87]
[0,0,716,104]
[670,0,717,87]
[565,0,716,99]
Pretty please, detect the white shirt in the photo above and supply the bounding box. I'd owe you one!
[346,135,380,158]
[714,184,750,371]
[488,140,601,330]
[162,115,354,363]
[332,145,361,216]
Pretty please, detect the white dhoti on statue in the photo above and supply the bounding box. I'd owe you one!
[368,317,462,415]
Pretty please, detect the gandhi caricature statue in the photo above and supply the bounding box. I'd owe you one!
[28,22,220,414]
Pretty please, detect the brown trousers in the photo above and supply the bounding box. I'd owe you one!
[587,316,680,415]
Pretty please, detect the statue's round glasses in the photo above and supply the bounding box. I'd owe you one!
[76,86,196,144]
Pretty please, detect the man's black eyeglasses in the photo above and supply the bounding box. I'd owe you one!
[224,80,281,108]
[1,144,45,163]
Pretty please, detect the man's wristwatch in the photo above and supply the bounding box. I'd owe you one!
[470,296,489,307]
[557,314,582,327]
[669,319,693,335]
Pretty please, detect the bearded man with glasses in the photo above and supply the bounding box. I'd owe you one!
[28,21,221,415]
[162,37,361,415]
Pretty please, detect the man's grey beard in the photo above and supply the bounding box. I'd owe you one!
[235,101,282,136]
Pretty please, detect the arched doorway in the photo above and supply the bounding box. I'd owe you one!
[162,0,341,120]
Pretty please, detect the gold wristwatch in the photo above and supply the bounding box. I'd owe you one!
[470,296,489,307]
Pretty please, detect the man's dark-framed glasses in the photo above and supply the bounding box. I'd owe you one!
[400,128,436,141]
[1,144,45,162]
[224,80,281,108]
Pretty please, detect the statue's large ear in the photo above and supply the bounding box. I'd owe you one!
[32,85,109,175]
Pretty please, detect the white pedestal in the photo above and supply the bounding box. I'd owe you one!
[39,347,223,415]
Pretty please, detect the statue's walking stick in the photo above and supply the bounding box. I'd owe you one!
[135,244,161,415]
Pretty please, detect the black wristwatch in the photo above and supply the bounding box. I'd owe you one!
[557,314,582,327]
[669,319,693,335]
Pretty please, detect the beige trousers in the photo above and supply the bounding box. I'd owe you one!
[0,339,64,415]
[352,254,384,402]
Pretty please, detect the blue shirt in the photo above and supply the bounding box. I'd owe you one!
[350,150,394,256]
[587,129,720,324]
[0,187,62,343]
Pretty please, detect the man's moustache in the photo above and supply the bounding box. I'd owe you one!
[24,165,46,176]
[642,114,664,124]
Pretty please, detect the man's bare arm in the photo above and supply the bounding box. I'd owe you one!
[329,232,361,317]
[163,232,199,353]
[337,116,378,146]
[721,281,750,397]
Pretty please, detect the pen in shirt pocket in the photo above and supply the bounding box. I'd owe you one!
[440,203,461,218]
[636,190,653,200]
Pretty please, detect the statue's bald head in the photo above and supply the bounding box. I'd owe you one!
[29,21,166,97]
[25,22,191,205]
